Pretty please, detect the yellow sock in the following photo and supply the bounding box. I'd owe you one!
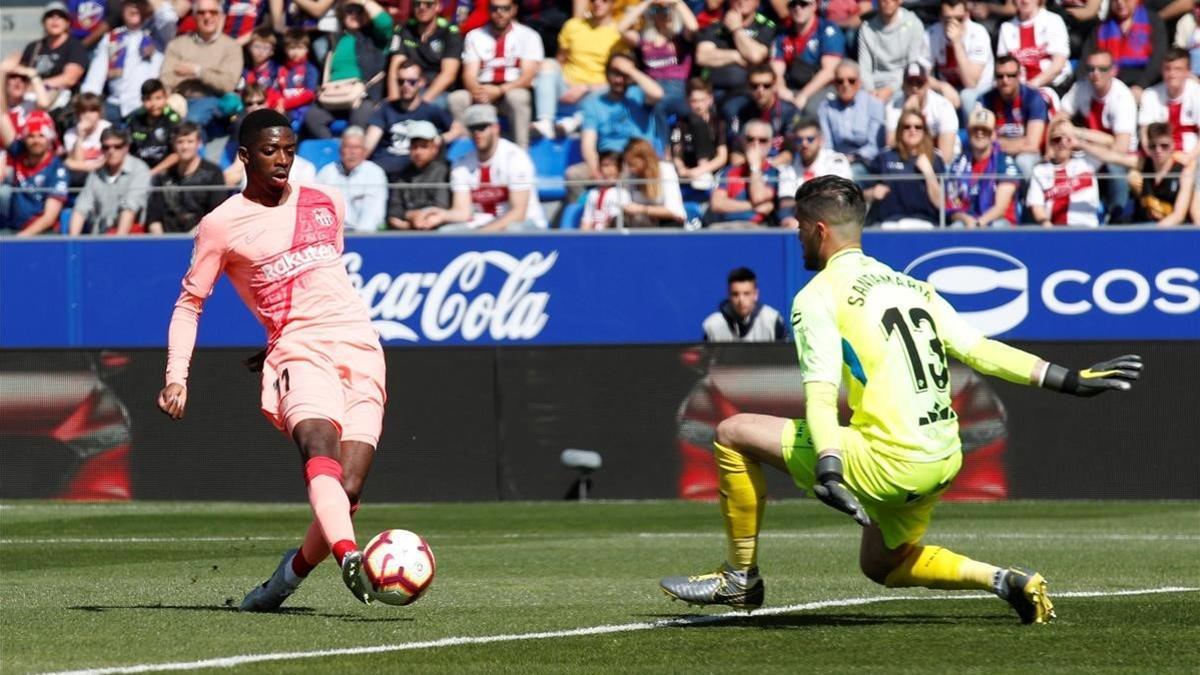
[883,545,1001,591]
[714,442,766,571]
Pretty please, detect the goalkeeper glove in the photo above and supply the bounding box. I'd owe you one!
[1041,354,1143,397]
[812,454,871,527]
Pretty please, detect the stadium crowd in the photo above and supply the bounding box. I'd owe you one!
[1,0,1199,233]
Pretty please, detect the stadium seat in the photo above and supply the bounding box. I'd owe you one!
[297,139,340,172]
[558,201,584,229]
[329,119,348,135]
[445,137,474,163]
[529,137,579,203]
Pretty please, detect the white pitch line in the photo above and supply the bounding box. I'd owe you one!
[40,586,1199,675]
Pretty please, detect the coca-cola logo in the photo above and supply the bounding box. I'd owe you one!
[345,250,557,342]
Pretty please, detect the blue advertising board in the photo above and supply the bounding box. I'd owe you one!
[1,229,1196,347]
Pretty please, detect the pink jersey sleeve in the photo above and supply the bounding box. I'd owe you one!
[164,217,228,386]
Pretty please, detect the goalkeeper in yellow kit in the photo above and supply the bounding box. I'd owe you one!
[660,176,1143,624]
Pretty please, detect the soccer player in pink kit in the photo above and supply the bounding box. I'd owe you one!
[156,109,385,610]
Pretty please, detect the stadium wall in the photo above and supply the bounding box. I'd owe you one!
[0,342,1195,502]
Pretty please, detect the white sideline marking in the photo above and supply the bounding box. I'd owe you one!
[41,586,1199,675]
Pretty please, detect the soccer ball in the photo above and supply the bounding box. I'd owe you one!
[362,529,436,606]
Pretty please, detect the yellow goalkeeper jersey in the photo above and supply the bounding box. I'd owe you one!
[791,248,987,463]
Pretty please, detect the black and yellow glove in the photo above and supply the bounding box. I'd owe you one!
[1042,354,1143,397]
[812,455,871,527]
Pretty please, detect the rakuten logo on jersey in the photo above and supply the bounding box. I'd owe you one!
[344,250,557,342]
[260,243,338,281]
[904,247,1029,336]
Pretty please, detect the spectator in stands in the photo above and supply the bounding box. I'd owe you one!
[695,0,776,118]
[981,54,1050,176]
[126,79,182,175]
[424,104,548,230]
[316,126,389,231]
[81,0,173,122]
[965,0,1018,40]
[997,0,1072,91]
[946,109,1021,227]
[1128,122,1195,225]
[925,0,994,115]
[1082,0,1167,100]
[856,0,926,102]
[160,0,244,127]
[385,0,462,107]
[706,120,781,228]
[450,0,543,148]
[818,59,885,178]
[0,66,55,129]
[1174,6,1200,74]
[66,0,117,49]
[1026,117,1102,226]
[521,0,572,59]
[580,150,632,229]
[1050,0,1102,58]
[621,136,686,226]
[563,52,662,205]
[240,27,279,95]
[670,77,728,191]
[2,3,89,112]
[619,0,698,141]
[1060,49,1139,219]
[387,120,453,229]
[275,29,319,129]
[771,0,844,117]
[0,111,68,236]
[884,63,959,163]
[145,121,226,233]
[68,127,151,235]
[222,0,279,46]
[866,108,945,228]
[727,64,801,162]
[305,0,393,138]
[1139,48,1200,164]
[63,93,112,185]
[365,62,457,178]
[777,116,853,226]
[533,0,624,139]
[285,0,339,65]
[702,267,788,342]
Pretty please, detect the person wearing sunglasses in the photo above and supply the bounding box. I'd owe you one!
[384,0,463,108]
[770,0,844,117]
[996,0,1070,90]
[1081,0,1167,101]
[68,127,152,235]
[856,0,926,102]
[706,119,781,228]
[1,2,88,111]
[1059,49,1139,220]
[450,0,543,148]
[945,108,1020,228]
[817,59,885,179]
[1026,117,1102,226]
[159,0,243,128]
[978,54,1052,177]
[1127,122,1195,225]
[777,116,852,227]
[865,108,943,229]
[364,62,457,179]
[728,64,801,162]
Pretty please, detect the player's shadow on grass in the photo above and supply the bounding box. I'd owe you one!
[69,604,414,623]
[653,612,1009,628]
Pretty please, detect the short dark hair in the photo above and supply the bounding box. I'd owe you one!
[238,108,292,147]
[748,63,774,83]
[795,116,820,132]
[598,150,622,165]
[1164,47,1189,65]
[73,92,102,114]
[100,126,130,145]
[995,54,1019,71]
[283,27,310,49]
[141,78,165,98]
[686,77,712,95]
[728,267,757,285]
[174,120,202,142]
[1146,122,1174,143]
[793,175,866,229]
[940,0,966,8]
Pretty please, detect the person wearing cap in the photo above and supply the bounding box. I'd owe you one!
[316,126,389,232]
[68,126,152,235]
[946,108,1021,228]
[855,0,926,101]
[0,110,69,236]
[884,62,959,164]
[387,120,453,230]
[423,103,548,230]
[159,0,243,127]
[80,0,175,122]
[1,3,89,108]
[364,62,458,179]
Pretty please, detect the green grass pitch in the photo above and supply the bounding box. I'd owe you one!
[2,500,1198,674]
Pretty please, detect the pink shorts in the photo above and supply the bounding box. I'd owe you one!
[260,334,387,447]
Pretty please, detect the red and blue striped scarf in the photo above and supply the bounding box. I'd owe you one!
[107,26,161,81]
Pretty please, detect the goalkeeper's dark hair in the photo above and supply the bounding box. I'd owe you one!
[239,108,293,148]
[793,175,866,231]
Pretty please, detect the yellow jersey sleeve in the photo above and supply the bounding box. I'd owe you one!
[791,281,843,387]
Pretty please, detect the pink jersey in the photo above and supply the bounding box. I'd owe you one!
[165,183,375,386]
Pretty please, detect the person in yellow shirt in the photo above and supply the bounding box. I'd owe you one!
[660,175,1143,624]
[532,0,626,138]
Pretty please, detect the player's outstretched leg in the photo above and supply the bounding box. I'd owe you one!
[863,527,1055,624]
[240,548,303,612]
[660,415,788,611]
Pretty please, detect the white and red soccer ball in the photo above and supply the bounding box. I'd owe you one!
[362,529,436,606]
